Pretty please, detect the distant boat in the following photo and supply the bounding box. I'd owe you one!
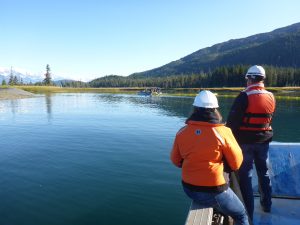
[138,87,162,96]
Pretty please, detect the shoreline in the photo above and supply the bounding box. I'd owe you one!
[0,87,35,100]
[1,86,300,100]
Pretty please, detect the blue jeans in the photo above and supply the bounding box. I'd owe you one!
[238,143,272,220]
[183,186,249,225]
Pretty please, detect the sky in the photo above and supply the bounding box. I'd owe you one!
[1,0,300,81]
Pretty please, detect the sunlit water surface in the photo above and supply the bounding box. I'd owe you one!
[0,93,299,225]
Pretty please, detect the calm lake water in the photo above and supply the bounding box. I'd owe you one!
[0,93,299,225]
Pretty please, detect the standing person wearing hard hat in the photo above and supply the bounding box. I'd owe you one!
[226,65,276,220]
[170,90,249,225]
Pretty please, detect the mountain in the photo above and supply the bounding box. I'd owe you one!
[0,75,5,83]
[0,68,44,84]
[130,22,300,78]
[54,79,87,87]
[0,68,68,84]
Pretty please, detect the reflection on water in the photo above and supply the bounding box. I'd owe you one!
[45,94,52,121]
[0,93,299,225]
[1,93,299,142]
[92,94,300,142]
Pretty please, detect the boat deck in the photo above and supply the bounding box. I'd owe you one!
[184,142,300,225]
[253,197,300,225]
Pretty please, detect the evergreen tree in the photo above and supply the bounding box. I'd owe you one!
[13,76,18,85]
[44,64,52,85]
[8,74,14,85]
[2,79,6,85]
[87,65,300,88]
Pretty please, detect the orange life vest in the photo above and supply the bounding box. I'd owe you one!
[239,83,275,131]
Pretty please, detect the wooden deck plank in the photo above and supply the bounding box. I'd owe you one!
[185,201,213,225]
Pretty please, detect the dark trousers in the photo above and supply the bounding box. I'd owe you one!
[238,143,272,220]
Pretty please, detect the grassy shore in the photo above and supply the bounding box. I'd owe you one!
[3,85,300,100]
[165,87,300,100]
[18,86,143,94]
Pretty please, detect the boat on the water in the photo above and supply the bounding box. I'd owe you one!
[137,87,162,96]
[185,142,300,225]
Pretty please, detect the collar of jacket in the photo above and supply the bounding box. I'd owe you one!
[245,82,265,92]
[187,120,224,127]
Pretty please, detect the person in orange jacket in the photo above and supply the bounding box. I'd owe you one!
[170,90,249,225]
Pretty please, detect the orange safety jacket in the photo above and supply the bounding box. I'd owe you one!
[239,83,275,131]
[170,121,243,187]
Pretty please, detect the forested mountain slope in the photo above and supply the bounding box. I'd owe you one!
[130,22,300,78]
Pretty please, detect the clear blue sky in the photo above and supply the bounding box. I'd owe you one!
[1,0,300,81]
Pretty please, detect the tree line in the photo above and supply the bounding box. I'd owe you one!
[2,64,300,88]
[89,65,300,88]
[1,70,26,86]
[2,64,53,86]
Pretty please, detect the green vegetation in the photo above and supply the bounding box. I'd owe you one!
[3,24,300,95]
[7,67,24,85]
[15,85,300,100]
[164,87,300,100]
[78,24,300,89]
[55,80,88,88]
[131,24,300,78]
[19,86,143,94]
[5,65,300,90]
[89,65,300,88]
[43,64,52,85]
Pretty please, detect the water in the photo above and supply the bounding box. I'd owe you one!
[0,93,299,225]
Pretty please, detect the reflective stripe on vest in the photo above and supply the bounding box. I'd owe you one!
[245,90,270,96]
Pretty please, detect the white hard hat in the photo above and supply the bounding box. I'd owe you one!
[193,90,219,108]
[245,65,266,79]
